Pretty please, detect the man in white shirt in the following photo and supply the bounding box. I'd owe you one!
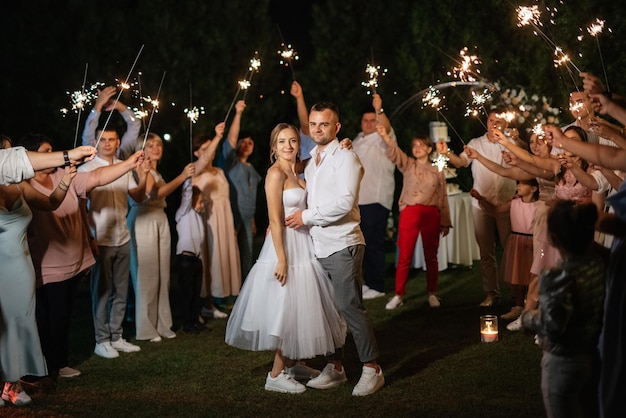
[352,94,396,300]
[79,91,146,358]
[285,101,384,397]
[439,108,517,306]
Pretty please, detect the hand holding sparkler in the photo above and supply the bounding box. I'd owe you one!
[580,72,606,95]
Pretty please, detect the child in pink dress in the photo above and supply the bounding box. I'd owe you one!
[471,178,539,321]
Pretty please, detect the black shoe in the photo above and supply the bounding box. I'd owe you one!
[182,324,200,334]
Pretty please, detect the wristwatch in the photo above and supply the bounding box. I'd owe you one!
[63,150,71,166]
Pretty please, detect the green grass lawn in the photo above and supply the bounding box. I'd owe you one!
[4,250,546,417]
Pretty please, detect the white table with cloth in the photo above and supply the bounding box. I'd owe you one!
[397,192,480,271]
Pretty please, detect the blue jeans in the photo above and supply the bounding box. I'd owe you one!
[541,351,600,418]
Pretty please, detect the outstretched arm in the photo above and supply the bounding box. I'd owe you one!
[543,124,626,172]
[227,101,245,150]
[464,146,535,180]
[290,81,310,136]
[86,150,144,193]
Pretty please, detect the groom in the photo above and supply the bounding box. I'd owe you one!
[285,101,384,397]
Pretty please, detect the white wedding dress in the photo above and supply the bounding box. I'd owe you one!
[225,187,346,359]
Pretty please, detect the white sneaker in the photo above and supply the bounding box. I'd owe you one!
[385,295,403,310]
[506,317,522,331]
[306,363,347,389]
[94,342,119,359]
[149,336,162,343]
[362,284,370,294]
[363,289,385,300]
[285,361,321,380]
[265,372,306,394]
[352,366,385,396]
[111,338,141,353]
[2,382,32,406]
[201,306,229,319]
[58,367,81,378]
[428,294,441,308]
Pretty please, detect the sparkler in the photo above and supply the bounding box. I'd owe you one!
[141,70,167,151]
[224,52,261,122]
[71,63,89,147]
[361,63,387,95]
[447,47,481,82]
[278,42,299,80]
[422,86,445,112]
[586,18,610,93]
[432,153,449,172]
[95,44,144,149]
[184,85,205,162]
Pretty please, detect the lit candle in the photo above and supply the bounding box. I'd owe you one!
[480,315,499,343]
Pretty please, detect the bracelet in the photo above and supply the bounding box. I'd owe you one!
[602,91,613,100]
[63,150,71,167]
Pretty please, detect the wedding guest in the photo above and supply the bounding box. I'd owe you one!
[192,123,239,320]
[521,200,607,418]
[221,100,262,279]
[78,125,149,359]
[174,139,215,334]
[378,127,450,310]
[18,133,144,378]
[471,180,539,322]
[128,132,196,342]
[1,139,76,406]
[439,108,517,306]
[352,94,396,300]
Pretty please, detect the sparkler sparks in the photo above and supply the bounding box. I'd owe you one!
[361,63,387,95]
[516,5,542,28]
[422,87,445,111]
[224,51,262,122]
[447,47,481,82]
[433,154,449,172]
[278,42,298,80]
[185,106,205,124]
[587,18,605,37]
[60,82,105,116]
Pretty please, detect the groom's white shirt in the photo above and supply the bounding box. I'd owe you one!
[301,139,365,258]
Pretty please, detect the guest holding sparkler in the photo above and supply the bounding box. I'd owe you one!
[544,117,626,418]
[521,200,607,418]
[290,81,316,160]
[377,126,450,311]
[191,123,237,320]
[1,136,76,406]
[351,94,396,301]
[221,100,262,279]
[463,132,558,329]
[127,133,197,342]
[17,133,145,378]
[438,108,517,306]
[78,123,151,359]
[81,85,141,159]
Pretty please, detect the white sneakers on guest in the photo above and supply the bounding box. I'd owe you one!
[428,294,441,308]
[111,338,141,352]
[363,289,385,300]
[385,295,403,310]
[352,366,385,396]
[94,342,119,359]
[58,367,81,378]
[285,361,321,380]
[506,317,523,331]
[2,382,32,406]
[265,372,306,394]
[201,306,228,319]
[306,363,347,389]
